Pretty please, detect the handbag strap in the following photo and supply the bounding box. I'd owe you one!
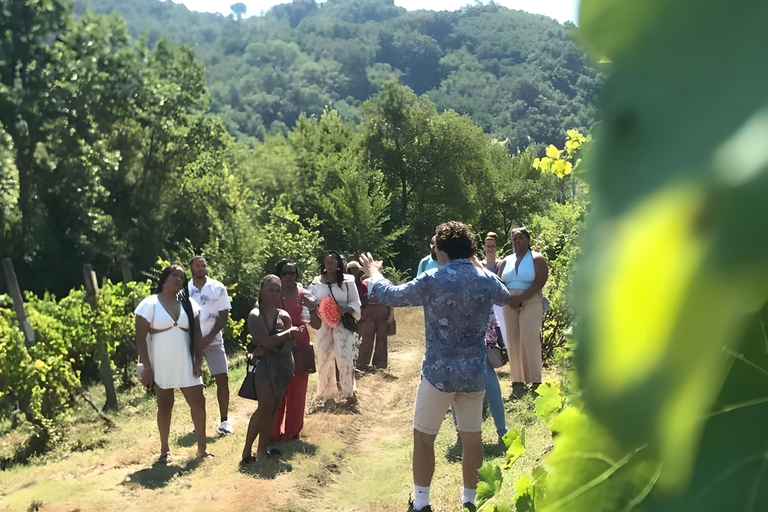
[327,283,340,305]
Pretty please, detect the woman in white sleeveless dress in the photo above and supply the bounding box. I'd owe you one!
[497,228,549,398]
[134,265,211,463]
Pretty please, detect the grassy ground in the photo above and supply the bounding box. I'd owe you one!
[0,307,558,512]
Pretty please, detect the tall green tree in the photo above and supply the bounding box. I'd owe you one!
[0,0,72,253]
[362,80,491,267]
[2,5,232,294]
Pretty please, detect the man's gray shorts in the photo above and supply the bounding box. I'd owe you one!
[204,342,228,376]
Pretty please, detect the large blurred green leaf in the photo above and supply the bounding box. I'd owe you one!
[576,0,768,492]
[643,310,768,510]
[540,407,660,512]
[579,0,666,62]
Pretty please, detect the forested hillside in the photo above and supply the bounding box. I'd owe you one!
[2,0,590,308]
[73,0,601,149]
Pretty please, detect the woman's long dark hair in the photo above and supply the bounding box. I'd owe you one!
[320,250,345,289]
[156,264,197,357]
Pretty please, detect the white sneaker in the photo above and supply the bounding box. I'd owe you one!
[218,420,234,435]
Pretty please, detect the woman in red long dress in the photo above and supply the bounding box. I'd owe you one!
[271,259,316,441]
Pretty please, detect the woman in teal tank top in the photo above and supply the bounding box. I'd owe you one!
[497,227,549,397]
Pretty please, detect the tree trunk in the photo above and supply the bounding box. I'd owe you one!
[14,138,35,245]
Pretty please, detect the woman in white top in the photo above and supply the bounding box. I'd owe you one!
[307,251,362,405]
[134,264,211,463]
[497,227,548,397]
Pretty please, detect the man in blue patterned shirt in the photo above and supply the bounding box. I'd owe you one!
[360,221,511,512]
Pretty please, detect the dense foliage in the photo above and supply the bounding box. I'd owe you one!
[72,0,601,150]
[1,0,581,298]
[0,281,149,453]
[0,0,586,459]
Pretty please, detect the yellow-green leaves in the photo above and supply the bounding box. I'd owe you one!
[534,381,565,425]
[565,130,587,155]
[478,462,505,506]
[546,145,561,160]
[588,186,705,392]
[551,160,572,177]
[502,429,526,467]
[533,131,584,178]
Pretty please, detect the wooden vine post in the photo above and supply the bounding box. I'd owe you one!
[2,258,35,347]
[83,264,118,411]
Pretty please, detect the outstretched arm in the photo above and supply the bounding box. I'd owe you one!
[359,252,428,307]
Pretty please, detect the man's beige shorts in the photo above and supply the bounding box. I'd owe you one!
[413,378,484,435]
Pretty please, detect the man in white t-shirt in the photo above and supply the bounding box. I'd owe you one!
[188,256,233,435]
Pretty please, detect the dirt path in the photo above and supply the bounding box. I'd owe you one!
[0,308,427,512]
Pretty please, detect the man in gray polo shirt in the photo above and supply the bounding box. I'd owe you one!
[189,256,233,435]
[360,221,511,512]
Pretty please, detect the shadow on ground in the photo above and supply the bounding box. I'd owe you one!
[238,457,293,479]
[238,439,317,479]
[355,367,399,382]
[482,439,508,459]
[176,432,221,448]
[307,399,361,415]
[444,434,508,463]
[276,439,318,458]
[122,457,206,490]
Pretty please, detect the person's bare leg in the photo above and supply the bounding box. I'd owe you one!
[243,379,277,460]
[181,385,208,457]
[156,388,175,456]
[242,409,260,460]
[413,429,437,487]
[214,373,230,421]
[255,381,280,458]
[459,431,483,489]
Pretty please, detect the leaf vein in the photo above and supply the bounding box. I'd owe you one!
[725,348,768,380]
[710,397,768,417]
[620,462,662,512]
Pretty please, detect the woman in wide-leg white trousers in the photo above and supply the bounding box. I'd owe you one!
[314,322,357,399]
